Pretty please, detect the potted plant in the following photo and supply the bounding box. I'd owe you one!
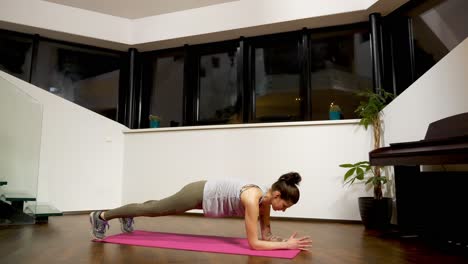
[329,102,342,120]
[339,88,394,228]
[149,115,162,128]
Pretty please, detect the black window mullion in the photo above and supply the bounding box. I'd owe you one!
[182,44,191,126]
[300,28,311,121]
[184,44,197,126]
[194,46,201,124]
[248,40,255,122]
[127,48,140,128]
[139,52,153,128]
[382,15,415,96]
[28,34,40,84]
[118,52,130,125]
[370,13,385,93]
[237,37,246,123]
[407,17,416,84]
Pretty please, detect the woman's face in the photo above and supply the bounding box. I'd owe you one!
[271,192,294,212]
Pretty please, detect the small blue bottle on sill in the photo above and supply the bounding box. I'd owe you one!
[329,102,342,120]
[329,111,341,120]
[149,115,161,128]
[150,120,160,128]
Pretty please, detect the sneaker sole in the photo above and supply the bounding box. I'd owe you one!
[89,212,104,240]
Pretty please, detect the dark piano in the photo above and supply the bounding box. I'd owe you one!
[369,112,468,246]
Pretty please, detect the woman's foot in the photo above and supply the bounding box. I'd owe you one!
[89,211,109,239]
[119,217,135,233]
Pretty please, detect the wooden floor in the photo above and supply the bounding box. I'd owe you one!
[1,214,467,264]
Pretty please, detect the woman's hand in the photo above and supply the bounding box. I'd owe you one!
[268,235,286,242]
[285,232,312,250]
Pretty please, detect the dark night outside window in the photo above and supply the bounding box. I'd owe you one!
[0,34,32,81]
[31,41,121,120]
[198,47,241,125]
[309,28,372,120]
[149,54,185,127]
[409,0,468,80]
[253,38,302,122]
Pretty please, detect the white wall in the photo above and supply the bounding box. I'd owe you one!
[0,71,126,212]
[382,37,468,145]
[0,0,408,51]
[0,0,131,49]
[0,75,42,197]
[132,0,372,49]
[122,121,373,220]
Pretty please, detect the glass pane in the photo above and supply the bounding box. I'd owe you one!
[0,75,42,225]
[411,0,468,79]
[310,29,372,120]
[150,55,184,127]
[31,41,121,120]
[254,40,301,122]
[0,34,32,81]
[198,49,240,124]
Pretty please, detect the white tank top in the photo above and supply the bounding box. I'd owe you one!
[202,180,266,217]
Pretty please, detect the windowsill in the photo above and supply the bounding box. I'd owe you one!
[123,119,361,134]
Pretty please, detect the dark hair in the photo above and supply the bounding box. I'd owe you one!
[271,172,301,204]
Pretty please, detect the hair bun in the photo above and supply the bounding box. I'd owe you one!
[279,172,301,186]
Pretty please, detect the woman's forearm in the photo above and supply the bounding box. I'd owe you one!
[249,238,290,250]
[250,234,312,251]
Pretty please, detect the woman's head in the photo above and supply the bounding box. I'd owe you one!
[269,172,301,211]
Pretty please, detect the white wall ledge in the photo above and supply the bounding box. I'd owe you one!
[0,0,409,51]
[123,119,361,134]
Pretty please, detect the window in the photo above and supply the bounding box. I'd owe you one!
[387,0,468,93]
[251,35,302,122]
[409,0,468,79]
[0,32,33,81]
[309,27,372,120]
[196,43,241,125]
[31,40,121,120]
[147,51,185,127]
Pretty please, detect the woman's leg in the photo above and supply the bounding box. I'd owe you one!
[102,180,206,220]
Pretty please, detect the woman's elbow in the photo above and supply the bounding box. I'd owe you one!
[248,239,262,250]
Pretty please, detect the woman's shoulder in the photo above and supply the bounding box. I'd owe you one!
[240,186,263,204]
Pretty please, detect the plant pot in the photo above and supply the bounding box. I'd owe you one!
[329,111,341,120]
[358,197,392,229]
[149,120,160,128]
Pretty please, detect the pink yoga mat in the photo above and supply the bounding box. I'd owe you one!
[93,230,301,259]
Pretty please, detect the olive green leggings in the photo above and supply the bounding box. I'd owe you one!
[103,181,206,220]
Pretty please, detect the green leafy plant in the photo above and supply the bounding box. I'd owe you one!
[340,161,388,193]
[339,88,394,200]
[355,88,394,148]
[149,115,162,121]
[329,102,341,112]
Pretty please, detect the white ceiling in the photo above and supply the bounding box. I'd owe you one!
[43,0,238,19]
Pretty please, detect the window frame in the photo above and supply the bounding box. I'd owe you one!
[140,47,187,128]
[244,30,306,123]
[189,39,243,126]
[30,36,125,121]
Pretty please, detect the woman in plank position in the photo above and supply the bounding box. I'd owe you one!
[90,172,311,250]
